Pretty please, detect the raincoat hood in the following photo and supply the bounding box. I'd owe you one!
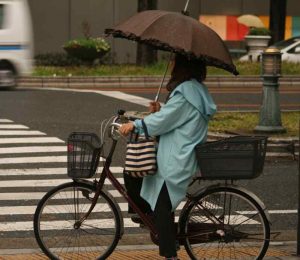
[170,79,217,120]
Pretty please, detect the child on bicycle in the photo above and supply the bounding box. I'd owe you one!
[119,54,216,260]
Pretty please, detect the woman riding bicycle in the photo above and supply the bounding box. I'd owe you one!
[119,54,217,260]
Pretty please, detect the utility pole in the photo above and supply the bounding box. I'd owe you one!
[136,0,158,66]
[269,0,287,45]
[68,0,72,40]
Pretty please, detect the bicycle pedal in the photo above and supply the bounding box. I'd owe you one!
[139,223,150,230]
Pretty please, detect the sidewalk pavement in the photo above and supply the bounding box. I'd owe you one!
[0,243,299,260]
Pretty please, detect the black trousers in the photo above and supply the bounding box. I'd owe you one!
[154,183,177,258]
[124,175,177,257]
[123,173,151,214]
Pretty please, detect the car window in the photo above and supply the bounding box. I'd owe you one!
[274,38,300,50]
[0,4,4,29]
[287,42,300,54]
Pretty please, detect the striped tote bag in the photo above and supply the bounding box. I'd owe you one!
[124,120,157,178]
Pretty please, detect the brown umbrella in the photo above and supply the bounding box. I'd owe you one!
[105,10,238,76]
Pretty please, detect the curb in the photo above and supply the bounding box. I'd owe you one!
[17,75,300,89]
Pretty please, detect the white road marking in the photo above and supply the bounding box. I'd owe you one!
[0,119,13,123]
[0,189,122,200]
[0,178,124,187]
[0,156,67,164]
[0,130,46,136]
[39,87,152,107]
[0,167,67,176]
[0,125,29,129]
[0,218,141,231]
[0,166,123,176]
[238,210,298,214]
[0,202,185,216]
[0,146,66,154]
[0,137,64,144]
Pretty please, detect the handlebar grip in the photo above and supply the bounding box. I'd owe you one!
[111,122,122,128]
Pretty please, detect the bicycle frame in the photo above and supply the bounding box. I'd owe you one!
[75,128,158,240]
[73,121,234,243]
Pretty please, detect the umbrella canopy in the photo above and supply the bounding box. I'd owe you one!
[105,10,238,75]
[237,14,265,28]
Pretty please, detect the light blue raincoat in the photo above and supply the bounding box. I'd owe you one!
[133,79,217,211]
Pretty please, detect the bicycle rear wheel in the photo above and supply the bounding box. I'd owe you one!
[180,186,270,260]
[34,181,121,260]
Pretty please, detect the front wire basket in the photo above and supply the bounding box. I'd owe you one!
[195,136,268,180]
[67,132,102,179]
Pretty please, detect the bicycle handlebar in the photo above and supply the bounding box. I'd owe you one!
[111,122,122,128]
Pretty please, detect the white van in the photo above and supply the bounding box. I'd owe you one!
[0,0,33,87]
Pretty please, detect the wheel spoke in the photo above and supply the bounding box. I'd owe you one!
[34,182,121,259]
[181,187,270,260]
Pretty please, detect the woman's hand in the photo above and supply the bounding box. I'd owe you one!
[149,101,161,113]
[119,122,135,136]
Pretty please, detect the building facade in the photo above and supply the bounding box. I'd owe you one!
[27,0,300,63]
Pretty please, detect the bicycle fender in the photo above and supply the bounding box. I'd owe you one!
[189,183,271,223]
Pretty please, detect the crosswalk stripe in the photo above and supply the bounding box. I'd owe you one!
[0,146,66,154]
[0,119,13,123]
[0,137,64,144]
[0,167,67,175]
[0,190,123,200]
[0,202,132,215]
[0,218,141,232]
[0,202,185,214]
[0,130,46,136]
[0,124,29,129]
[0,167,123,176]
[0,213,258,232]
[0,178,124,187]
[0,156,68,164]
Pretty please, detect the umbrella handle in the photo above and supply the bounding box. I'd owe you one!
[154,53,173,103]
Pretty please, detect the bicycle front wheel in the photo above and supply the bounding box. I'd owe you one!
[34,181,121,260]
[180,186,270,260]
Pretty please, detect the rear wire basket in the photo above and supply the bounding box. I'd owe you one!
[67,132,102,179]
[195,136,268,180]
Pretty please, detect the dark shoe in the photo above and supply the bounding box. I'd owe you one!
[130,215,143,224]
[130,212,154,226]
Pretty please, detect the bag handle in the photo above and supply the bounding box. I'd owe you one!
[141,120,150,140]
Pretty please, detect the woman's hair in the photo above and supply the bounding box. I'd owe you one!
[166,54,207,92]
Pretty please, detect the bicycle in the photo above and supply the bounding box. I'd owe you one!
[33,111,270,260]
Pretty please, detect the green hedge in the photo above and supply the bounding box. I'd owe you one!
[35,53,84,67]
[33,60,300,76]
[248,27,271,36]
[63,37,110,63]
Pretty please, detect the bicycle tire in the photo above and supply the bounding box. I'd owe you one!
[180,186,270,260]
[34,181,121,260]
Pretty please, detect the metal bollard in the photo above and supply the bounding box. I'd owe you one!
[255,47,286,133]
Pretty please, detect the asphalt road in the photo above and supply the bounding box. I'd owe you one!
[0,87,298,250]
[119,85,300,111]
